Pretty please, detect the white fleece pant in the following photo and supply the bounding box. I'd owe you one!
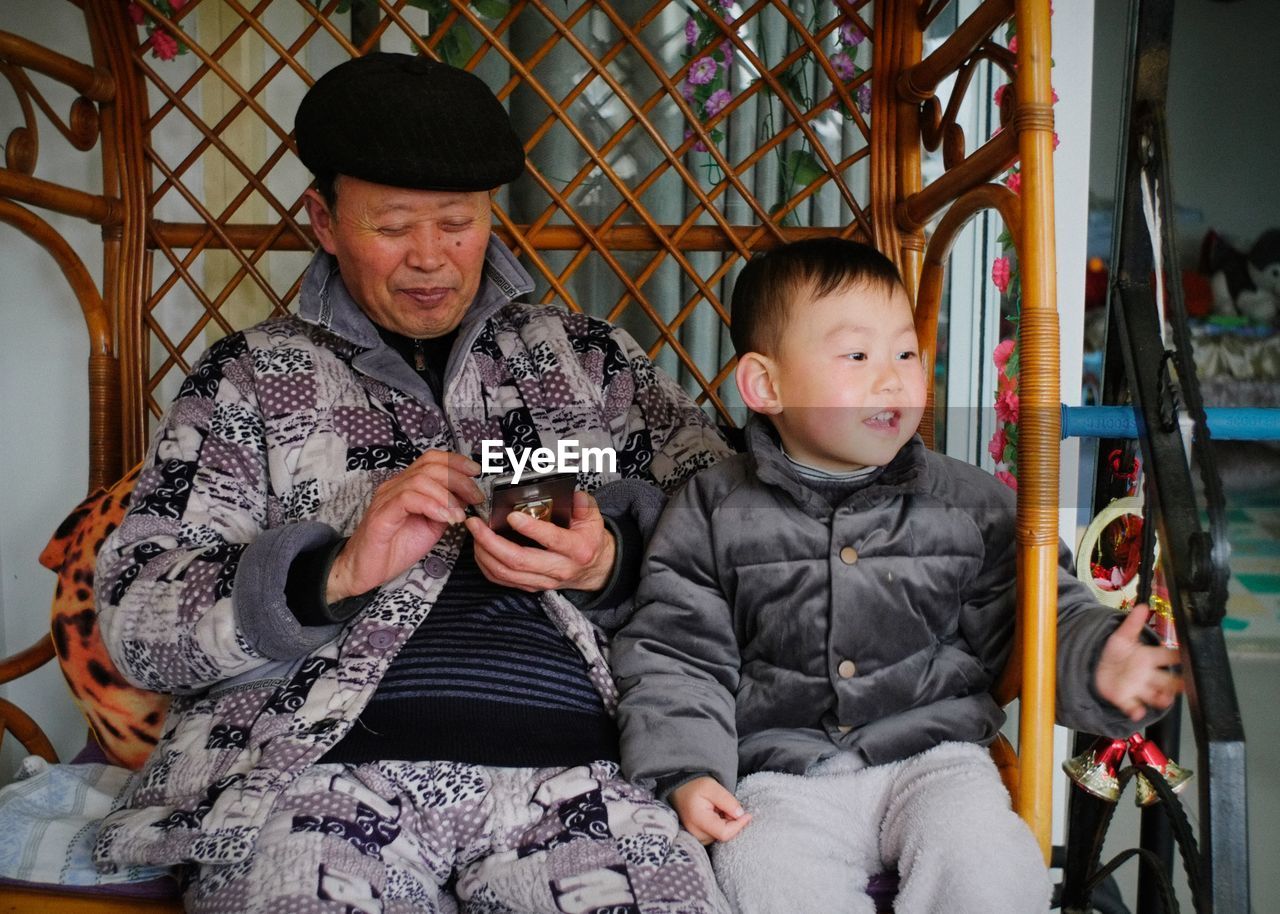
[710,741,1051,914]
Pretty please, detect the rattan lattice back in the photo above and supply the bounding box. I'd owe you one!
[121,0,887,435]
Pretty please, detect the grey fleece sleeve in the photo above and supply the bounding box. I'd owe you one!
[612,475,741,793]
[563,478,670,632]
[956,472,1161,738]
[233,521,348,660]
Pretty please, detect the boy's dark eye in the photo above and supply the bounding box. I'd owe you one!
[897,351,918,361]
[844,352,866,361]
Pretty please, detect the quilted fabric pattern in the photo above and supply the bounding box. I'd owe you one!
[42,465,169,769]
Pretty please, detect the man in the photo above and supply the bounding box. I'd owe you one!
[93,53,731,914]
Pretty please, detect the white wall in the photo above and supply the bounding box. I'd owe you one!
[0,1,99,778]
[1091,0,1280,261]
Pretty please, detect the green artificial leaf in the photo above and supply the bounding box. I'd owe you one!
[1004,444,1018,467]
[785,149,825,187]
[406,0,438,10]
[778,65,809,106]
[997,228,1013,249]
[470,0,510,19]
[438,27,475,68]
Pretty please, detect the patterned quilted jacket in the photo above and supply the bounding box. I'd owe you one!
[92,238,730,868]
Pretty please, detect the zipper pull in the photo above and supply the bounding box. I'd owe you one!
[414,338,427,372]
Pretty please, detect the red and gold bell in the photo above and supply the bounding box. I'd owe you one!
[1063,737,1128,802]
[1128,733,1194,807]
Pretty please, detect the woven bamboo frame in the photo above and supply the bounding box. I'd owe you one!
[1,0,1061,873]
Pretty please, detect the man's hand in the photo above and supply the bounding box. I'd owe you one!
[327,450,484,602]
[464,490,615,593]
[1094,604,1183,721]
[669,776,751,845]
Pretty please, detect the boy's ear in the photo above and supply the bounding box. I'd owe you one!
[735,352,783,415]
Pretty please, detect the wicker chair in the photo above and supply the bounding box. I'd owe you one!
[0,1,1060,910]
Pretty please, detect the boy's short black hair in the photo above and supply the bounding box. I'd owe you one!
[728,237,904,357]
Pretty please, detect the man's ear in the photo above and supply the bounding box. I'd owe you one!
[303,188,339,256]
[735,352,783,415]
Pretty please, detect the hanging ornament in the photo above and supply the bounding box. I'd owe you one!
[1063,736,1127,802]
[1078,496,1157,609]
[1128,733,1194,807]
[1063,734,1194,806]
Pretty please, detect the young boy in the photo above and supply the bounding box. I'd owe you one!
[612,238,1180,914]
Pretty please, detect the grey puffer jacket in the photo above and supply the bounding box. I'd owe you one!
[92,238,730,869]
[614,418,1146,794]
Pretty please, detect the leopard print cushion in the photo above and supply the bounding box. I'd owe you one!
[42,465,169,769]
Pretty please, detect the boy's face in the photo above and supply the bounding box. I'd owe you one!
[750,281,927,473]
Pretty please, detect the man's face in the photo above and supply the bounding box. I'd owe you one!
[305,176,492,338]
[766,282,927,473]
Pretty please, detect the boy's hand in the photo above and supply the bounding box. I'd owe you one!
[1094,605,1183,721]
[669,776,751,845]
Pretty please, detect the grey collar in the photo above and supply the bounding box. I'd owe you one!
[745,414,930,518]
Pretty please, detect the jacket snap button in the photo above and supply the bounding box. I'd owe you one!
[839,546,859,565]
[368,628,397,650]
[837,659,857,679]
[424,556,449,578]
[838,724,853,734]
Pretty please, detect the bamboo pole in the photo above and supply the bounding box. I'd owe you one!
[1012,0,1060,862]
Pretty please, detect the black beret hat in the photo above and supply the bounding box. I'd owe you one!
[295,52,525,192]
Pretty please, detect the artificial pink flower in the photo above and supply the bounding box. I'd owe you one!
[1053,131,1061,150]
[995,388,1020,425]
[993,83,1009,107]
[1005,170,1022,194]
[685,17,699,47]
[992,255,1012,293]
[992,337,1016,372]
[126,2,146,25]
[996,469,1019,491]
[857,83,872,115]
[170,0,188,9]
[687,56,718,86]
[1008,35,1018,55]
[831,51,856,82]
[704,88,732,117]
[719,40,734,68]
[149,29,179,61]
[683,127,709,154]
[988,427,1008,464]
[1052,88,1060,104]
[839,20,865,47]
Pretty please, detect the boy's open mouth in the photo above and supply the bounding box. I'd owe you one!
[863,409,900,432]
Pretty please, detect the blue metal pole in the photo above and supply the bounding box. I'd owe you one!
[1060,405,1280,441]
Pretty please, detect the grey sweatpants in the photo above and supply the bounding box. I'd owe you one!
[183,759,728,914]
[711,742,1051,914]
